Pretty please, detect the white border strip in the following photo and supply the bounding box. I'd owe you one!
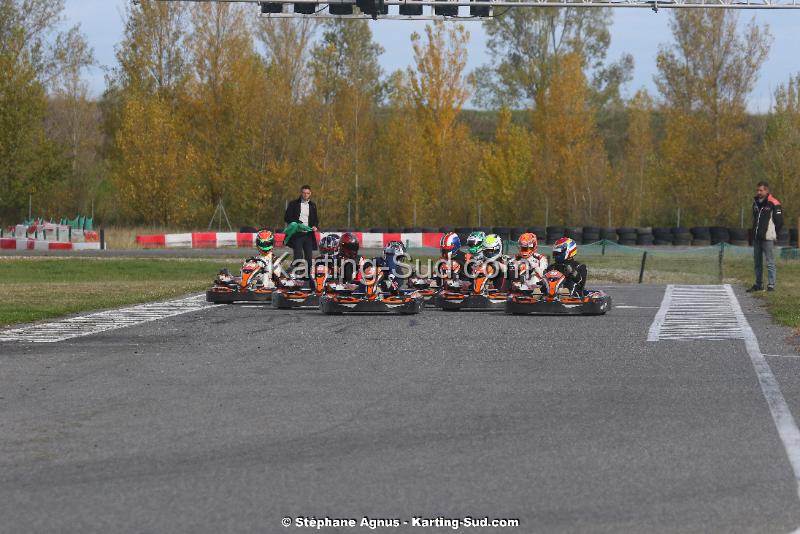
[647,284,674,341]
[725,284,800,501]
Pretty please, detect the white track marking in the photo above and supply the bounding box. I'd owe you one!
[650,284,800,509]
[0,295,218,343]
[724,284,800,503]
[647,285,743,341]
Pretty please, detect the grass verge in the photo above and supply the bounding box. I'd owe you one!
[0,257,239,327]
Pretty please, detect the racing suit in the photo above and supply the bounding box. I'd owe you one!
[253,252,283,288]
[549,259,588,295]
[509,252,549,287]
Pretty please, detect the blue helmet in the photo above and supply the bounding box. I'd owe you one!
[553,237,578,263]
[440,232,461,256]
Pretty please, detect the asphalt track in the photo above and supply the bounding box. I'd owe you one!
[1,284,800,533]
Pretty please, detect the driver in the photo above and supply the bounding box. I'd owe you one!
[481,234,508,290]
[252,228,283,288]
[435,232,467,283]
[334,232,364,284]
[550,237,587,295]
[376,240,409,293]
[509,233,548,287]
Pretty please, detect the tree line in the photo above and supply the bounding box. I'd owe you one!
[0,0,797,230]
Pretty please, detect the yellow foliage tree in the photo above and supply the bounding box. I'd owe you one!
[531,53,609,225]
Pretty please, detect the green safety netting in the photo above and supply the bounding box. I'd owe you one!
[399,240,794,285]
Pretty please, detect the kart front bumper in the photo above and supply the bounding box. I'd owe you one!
[320,295,422,314]
[272,289,321,309]
[505,292,612,315]
[437,292,507,310]
[206,287,274,303]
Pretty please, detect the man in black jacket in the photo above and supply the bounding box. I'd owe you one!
[749,181,784,292]
[284,185,319,280]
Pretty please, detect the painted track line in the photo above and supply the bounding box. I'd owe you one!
[650,283,800,522]
[724,284,800,503]
[0,295,219,343]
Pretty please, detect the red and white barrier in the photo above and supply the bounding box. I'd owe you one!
[135,231,445,250]
[0,238,101,251]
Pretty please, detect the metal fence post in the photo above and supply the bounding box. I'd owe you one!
[718,242,725,283]
[602,240,606,256]
[638,251,648,284]
[100,228,105,251]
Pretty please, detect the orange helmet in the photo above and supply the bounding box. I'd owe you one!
[517,233,538,258]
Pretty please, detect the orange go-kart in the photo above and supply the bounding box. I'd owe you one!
[438,261,507,311]
[320,264,422,315]
[505,269,611,315]
[407,259,462,307]
[272,263,331,309]
[206,257,276,304]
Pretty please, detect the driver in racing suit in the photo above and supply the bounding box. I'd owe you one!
[550,237,587,295]
[481,234,509,291]
[433,232,468,284]
[248,229,284,288]
[508,233,548,288]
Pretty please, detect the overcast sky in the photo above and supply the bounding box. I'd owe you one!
[63,0,800,112]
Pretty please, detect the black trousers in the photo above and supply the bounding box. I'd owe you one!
[291,232,315,279]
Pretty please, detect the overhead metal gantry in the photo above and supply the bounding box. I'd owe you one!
[149,0,800,20]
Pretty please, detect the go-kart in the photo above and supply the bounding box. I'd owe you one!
[206,257,277,303]
[437,262,507,311]
[406,260,462,307]
[505,269,611,315]
[271,263,330,309]
[320,265,422,315]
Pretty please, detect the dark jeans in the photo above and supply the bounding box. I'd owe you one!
[291,232,315,279]
[753,239,776,288]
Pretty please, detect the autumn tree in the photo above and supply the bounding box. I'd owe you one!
[110,0,194,225]
[0,0,82,222]
[531,53,610,225]
[762,75,800,215]
[478,108,534,225]
[186,3,268,223]
[309,19,384,226]
[401,23,478,226]
[656,11,770,226]
[617,89,657,226]
[475,9,632,110]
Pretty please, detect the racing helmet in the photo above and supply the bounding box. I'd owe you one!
[466,231,486,255]
[483,234,502,260]
[440,232,461,256]
[518,232,538,258]
[339,232,360,259]
[553,237,578,263]
[255,229,275,253]
[319,233,340,255]
[384,240,407,258]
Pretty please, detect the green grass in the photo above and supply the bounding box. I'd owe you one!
[0,257,239,327]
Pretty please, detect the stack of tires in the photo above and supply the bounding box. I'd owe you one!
[777,228,791,247]
[728,227,749,247]
[439,226,455,233]
[546,226,565,244]
[617,227,637,246]
[510,227,527,242]
[565,226,583,244]
[636,227,654,246]
[582,226,601,244]
[528,226,547,241]
[492,226,512,242]
[653,227,672,246]
[600,228,618,242]
[709,226,730,245]
[672,227,692,246]
[690,227,711,246]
